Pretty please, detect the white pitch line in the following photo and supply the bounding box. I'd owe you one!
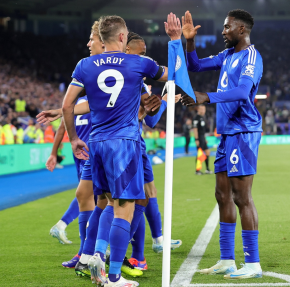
[171,204,219,287]
[171,205,290,287]
[186,283,290,287]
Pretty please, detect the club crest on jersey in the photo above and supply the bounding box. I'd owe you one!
[242,64,255,78]
[175,55,181,72]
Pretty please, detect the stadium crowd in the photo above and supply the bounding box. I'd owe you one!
[1,26,290,144]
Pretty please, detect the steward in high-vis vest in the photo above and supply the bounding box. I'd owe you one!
[2,123,15,144]
[35,124,44,143]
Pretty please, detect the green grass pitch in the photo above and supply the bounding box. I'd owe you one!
[0,145,289,286]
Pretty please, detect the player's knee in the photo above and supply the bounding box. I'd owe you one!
[97,194,108,209]
[215,186,230,205]
[232,189,253,208]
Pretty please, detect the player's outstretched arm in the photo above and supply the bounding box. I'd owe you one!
[144,94,181,128]
[46,119,66,172]
[36,109,62,124]
[62,85,89,160]
[74,101,90,115]
[181,77,254,106]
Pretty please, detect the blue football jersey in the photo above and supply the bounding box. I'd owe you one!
[75,96,91,145]
[210,45,263,134]
[71,52,163,142]
[73,96,91,175]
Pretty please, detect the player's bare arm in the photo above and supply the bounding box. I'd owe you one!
[182,10,201,52]
[37,101,90,125]
[36,108,62,124]
[62,84,89,160]
[46,119,66,172]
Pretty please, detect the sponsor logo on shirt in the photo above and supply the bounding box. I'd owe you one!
[242,64,255,78]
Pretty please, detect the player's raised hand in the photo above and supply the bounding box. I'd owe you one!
[181,94,196,106]
[164,13,182,41]
[36,109,62,124]
[144,94,162,115]
[46,154,57,172]
[71,138,89,160]
[182,11,201,40]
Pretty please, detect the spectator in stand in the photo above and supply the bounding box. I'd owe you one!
[23,119,36,143]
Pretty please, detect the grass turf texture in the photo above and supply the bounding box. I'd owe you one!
[0,145,289,286]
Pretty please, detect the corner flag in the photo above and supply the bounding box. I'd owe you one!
[168,39,196,101]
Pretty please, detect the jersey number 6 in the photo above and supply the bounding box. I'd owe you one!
[97,69,124,108]
[230,149,239,164]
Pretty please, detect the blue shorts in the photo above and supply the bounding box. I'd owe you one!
[141,136,154,183]
[89,139,145,200]
[74,155,85,181]
[80,159,103,196]
[214,132,261,177]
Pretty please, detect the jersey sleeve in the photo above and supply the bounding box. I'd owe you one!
[139,56,165,80]
[141,83,149,96]
[240,48,263,87]
[70,60,84,88]
[187,49,228,72]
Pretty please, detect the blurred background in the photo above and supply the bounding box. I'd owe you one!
[0,0,289,157]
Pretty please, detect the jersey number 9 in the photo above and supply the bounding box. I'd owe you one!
[97,69,124,108]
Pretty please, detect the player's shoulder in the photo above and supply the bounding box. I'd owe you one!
[219,47,234,58]
[243,45,262,64]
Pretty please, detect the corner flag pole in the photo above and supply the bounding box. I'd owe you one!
[162,80,176,287]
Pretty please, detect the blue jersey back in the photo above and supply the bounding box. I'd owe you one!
[71,52,162,142]
[212,45,263,134]
[75,96,91,145]
[73,96,91,174]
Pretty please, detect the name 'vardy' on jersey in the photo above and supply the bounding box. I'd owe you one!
[213,45,263,134]
[71,52,164,142]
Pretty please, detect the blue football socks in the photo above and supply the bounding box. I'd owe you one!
[109,218,131,282]
[242,230,260,263]
[220,222,236,260]
[130,204,146,239]
[82,206,103,255]
[77,210,93,256]
[61,197,79,225]
[145,198,162,239]
[95,205,114,254]
[131,214,145,261]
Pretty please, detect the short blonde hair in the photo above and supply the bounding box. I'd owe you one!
[91,21,101,40]
[99,15,127,43]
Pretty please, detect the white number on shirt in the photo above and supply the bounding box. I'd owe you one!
[230,149,239,164]
[75,99,88,126]
[97,69,124,108]
[76,115,88,126]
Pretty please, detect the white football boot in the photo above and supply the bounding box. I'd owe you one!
[224,262,262,279]
[49,225,72,244]
[105,276,139,287]
[199,260,237,275]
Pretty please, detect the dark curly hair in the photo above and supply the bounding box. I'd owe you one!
[228,9,254,30]
[127,31,145,45]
